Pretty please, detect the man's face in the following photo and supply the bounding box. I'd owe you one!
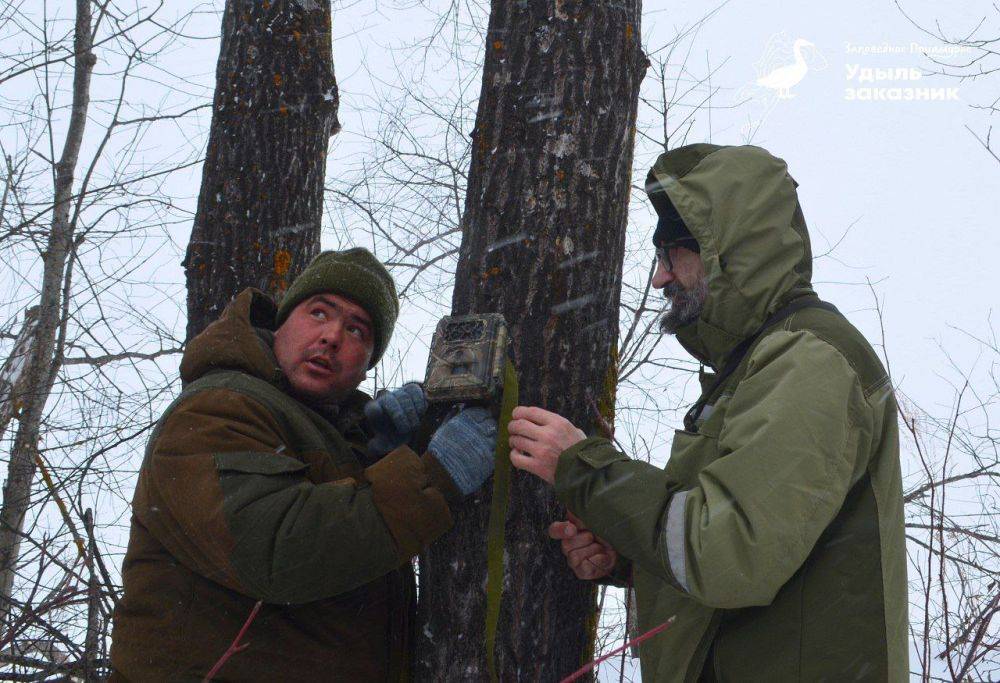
[273,293,374,404]
[652,245,709,334]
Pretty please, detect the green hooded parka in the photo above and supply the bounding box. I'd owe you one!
[555,144,908,682]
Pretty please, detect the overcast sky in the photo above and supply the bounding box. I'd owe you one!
[6,0,994,677]
[287,0,1000,420]
[141,0,1000,420]
[661,0,1000,410]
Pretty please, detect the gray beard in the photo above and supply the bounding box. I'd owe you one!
[659,277,709,334]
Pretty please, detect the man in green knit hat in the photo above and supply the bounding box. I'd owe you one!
[111,247,496,681]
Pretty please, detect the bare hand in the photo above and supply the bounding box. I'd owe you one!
[548,512,618,580]
[508,406,586,484]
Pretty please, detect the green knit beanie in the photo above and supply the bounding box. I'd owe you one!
[275,247,398,368]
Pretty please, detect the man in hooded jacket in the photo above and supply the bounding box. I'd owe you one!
[110,248,496,681]
[508,144,908,681]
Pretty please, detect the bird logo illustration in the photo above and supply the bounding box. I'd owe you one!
[757,38,816,99]
[736,33,828,141]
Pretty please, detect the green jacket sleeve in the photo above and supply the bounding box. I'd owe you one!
[556,330,871,609]
[133,388,454,604]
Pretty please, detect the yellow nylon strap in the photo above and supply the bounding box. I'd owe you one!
[485,359,518,682]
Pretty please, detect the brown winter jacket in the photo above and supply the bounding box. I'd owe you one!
[110,289,459,681]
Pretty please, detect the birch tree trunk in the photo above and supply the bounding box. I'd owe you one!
[0,0,95,629]
[415,1,647,678]
[0,307,40,441]
[183,0,340,340]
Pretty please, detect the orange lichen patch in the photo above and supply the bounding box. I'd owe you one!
[273,73,283,87]
[625,23,634,41]
[480,266,502,282]
[279,104,289,116]
[274,249,293,277]
[493,40,504,51]
[543,314,558,342]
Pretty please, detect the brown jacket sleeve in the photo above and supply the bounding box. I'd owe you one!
[134,388,454,604]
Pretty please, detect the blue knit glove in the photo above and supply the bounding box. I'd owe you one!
[365,383,427,457]
[428,407,497,496]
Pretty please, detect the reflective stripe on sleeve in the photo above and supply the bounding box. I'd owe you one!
[664,490,690,592]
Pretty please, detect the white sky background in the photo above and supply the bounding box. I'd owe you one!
[144,0,1000,425]
[2,0,998,678]
[677,0,1000,407]
[326,0,1000,419]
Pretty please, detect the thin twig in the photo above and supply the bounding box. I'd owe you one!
[202,600,263,682]
[560,617,675,683]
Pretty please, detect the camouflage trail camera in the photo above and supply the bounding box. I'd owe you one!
[424,313,509,408]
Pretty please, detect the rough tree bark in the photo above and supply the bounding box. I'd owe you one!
[0,0,95,630]
[415,1,647,679]
[183,0,340,340]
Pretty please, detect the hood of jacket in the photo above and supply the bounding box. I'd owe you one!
[179,287,369,422]
[646,144,815,368]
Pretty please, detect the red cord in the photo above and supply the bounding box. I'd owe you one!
[559,616,675,683]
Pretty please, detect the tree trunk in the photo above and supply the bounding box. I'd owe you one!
[82,509,102,681]
[0,306,40,441]
[183,0,340,340]
[415,1,647,679]
[0,0,95,630]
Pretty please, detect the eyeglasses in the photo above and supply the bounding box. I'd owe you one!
[654,239,698,272]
